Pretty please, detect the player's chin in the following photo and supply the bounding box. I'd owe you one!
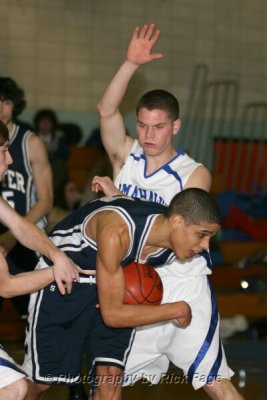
[0,168,7,180]
[142,145,158,155]
[181,253,195,261]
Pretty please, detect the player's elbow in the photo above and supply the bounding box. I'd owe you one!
[97,100,114,120]
[97,99,106,116]
[101,309,122,328]
[0,282,14,298]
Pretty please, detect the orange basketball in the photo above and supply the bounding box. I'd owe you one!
[123,262,163,305]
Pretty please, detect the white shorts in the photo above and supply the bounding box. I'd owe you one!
[124,256,234,390]
[0,345,26,389]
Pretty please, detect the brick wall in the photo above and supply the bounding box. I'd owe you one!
[0,0,266,139]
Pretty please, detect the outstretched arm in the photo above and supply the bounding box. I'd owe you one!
[0,252,93,297]
[0,252,54,297]
[0,197,79,295]
[97,23,163,176]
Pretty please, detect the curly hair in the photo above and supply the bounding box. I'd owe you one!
[0,77,26,118]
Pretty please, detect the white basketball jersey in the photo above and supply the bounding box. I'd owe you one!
[114,139,201,206]
[114,139,211,276]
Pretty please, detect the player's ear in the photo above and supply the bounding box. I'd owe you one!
[172,118,181,136]
[169,213,184,229]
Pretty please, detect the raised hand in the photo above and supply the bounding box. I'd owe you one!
[127,23,163,65]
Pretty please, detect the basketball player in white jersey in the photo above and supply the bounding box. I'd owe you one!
[95,23,245,399]
[0,120,84,400]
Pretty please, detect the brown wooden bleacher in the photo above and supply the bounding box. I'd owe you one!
[211,264,267,318]
[212,240,267,318]
[210,171,267,318]
[217,240,267,264]
[67,146,105,191]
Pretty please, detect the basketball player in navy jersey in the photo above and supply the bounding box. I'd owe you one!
[23,188,221,400]
[0,120,88,400]
[96,23,245,400]
[0,77,53,316]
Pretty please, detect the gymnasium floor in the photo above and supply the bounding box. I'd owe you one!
[3,339,267,400]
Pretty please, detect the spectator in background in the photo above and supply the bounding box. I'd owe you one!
[34,108,69,208]
[58,122,82,146]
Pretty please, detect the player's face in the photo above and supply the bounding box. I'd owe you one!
[170,217,220,260]
[136,108,181,158]
[0,141,12,180]
[0,98,14,127]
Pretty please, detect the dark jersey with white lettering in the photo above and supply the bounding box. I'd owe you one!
[0,124,46,234]
[0,125,44,315]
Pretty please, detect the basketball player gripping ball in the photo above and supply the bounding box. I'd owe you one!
[23,189,221,400]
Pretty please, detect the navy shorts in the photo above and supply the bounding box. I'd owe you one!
[24,280,134,385]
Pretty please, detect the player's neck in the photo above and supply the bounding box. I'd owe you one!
[7,121,15,139]
[145,148,177,174]
[147,215,171,249]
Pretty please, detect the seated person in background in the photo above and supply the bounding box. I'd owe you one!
[58,122,83,146]
[33,108,69,208]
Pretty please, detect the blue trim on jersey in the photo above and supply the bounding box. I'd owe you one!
[207,340,223,383]
[162,165,183,191]
[0,356,26,375]
[187,278,219,383]
[130,152,143,161]
[201,250,213,271]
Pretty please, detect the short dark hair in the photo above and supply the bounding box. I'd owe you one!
[0,77,26,117]
[33,108,58,129]
[166,188,221,226]
[136,89,179,121]
[0,120,9,146]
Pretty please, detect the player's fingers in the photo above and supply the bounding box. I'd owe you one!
[65,281,73,295]
[149,28,160,46]
[146,23,155,40]
[132,26,139,39]
[56,280,66,296]
[76,268,96,276]
[139,23,148,38]
[172,317,191,328]
[151,53,163,61]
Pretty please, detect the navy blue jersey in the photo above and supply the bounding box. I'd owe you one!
[46,195,176,270]
[0,124,46,234]
[25,196,177,384]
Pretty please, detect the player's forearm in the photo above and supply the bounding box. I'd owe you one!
[24,196,53,226]
[6,211,61,262]
[101,301,190,328]
[0,267,54,298]
[97,60,140,118]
